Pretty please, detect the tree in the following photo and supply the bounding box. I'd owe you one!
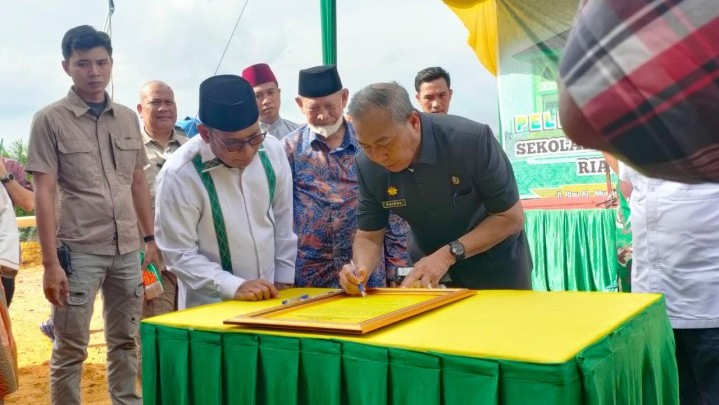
[0,139,29,166]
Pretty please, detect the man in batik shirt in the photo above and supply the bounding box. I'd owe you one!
[283,65,409,287]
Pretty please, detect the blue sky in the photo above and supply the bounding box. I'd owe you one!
[0,0,497,144]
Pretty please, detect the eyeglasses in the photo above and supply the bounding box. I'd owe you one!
[210,130,266,152]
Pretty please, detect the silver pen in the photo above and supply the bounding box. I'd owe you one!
[350,260,367,297]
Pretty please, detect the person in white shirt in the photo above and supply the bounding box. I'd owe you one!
[154,75,297,309]
[619,161,719,402]
[0,188,19,398]
[242,63,301,140]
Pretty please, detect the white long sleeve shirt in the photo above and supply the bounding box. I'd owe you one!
[155,135,297,309]
[0,189,19,271]
[620,162,719,329]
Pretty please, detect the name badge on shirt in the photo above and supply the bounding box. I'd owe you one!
[382,199,407,209]
[383,185,406,208]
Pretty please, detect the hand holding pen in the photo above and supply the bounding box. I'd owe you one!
[338,260,368,297]
[351,260,367,297]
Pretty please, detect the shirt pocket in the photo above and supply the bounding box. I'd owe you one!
[452,187,480,212]
[451,187,488,234]
[55,287,89,336]
[668,183,719,201]
[112,136,141,184]
[57,138,100,188]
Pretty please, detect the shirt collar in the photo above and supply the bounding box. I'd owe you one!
[197,139,236,173]
[308,119,358,151]
[260,117,281,131]
[142,127,185,148]
[416,112,438,165]
[63,86,113,118]
[200,157,228,172]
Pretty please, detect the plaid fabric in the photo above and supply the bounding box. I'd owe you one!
[560,0,719,182]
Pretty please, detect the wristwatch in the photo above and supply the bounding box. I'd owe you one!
[448,240,466,261]
[0,173,14,184]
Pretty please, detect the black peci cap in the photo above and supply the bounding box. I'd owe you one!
[198,75,259,132]
[298,65,343,98]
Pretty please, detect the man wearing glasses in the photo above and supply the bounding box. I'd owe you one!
[154,75,297,309]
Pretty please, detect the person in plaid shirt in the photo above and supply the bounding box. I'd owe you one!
[559,0,719,184]
[561,1,719,401]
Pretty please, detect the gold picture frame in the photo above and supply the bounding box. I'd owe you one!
[224,288,474,334]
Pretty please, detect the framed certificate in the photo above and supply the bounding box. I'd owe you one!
[224,288,474,334]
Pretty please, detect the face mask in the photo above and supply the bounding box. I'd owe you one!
[308,117,344,138]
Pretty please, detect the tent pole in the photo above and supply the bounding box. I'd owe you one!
[320,0,337,65]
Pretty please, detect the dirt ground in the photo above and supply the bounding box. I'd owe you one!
[5,265,115,405]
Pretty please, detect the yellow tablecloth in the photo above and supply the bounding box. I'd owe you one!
[146,289,660,363]
[142,289,678,404]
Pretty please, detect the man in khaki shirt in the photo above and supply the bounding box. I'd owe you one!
[25,25,159,405]
[134,80,187,383]
[138,81,188,211]
[136,80,187,316]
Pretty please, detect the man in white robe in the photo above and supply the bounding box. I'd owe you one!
[154,75,297,309]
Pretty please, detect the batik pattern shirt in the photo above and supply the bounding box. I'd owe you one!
[283,122,409,288]
[560,0,719,182]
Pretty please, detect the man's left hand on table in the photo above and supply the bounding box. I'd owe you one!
[400,247,454,288]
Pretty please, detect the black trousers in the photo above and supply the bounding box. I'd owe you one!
[674,328,719,405]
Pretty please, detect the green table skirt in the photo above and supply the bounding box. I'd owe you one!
[141,296,677,405]
[525,209,619,292]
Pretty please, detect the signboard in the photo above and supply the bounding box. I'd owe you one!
[495,0,614,200]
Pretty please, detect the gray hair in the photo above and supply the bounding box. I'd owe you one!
[347,82,415,124]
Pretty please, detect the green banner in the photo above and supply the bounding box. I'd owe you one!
[496,0,613,199]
